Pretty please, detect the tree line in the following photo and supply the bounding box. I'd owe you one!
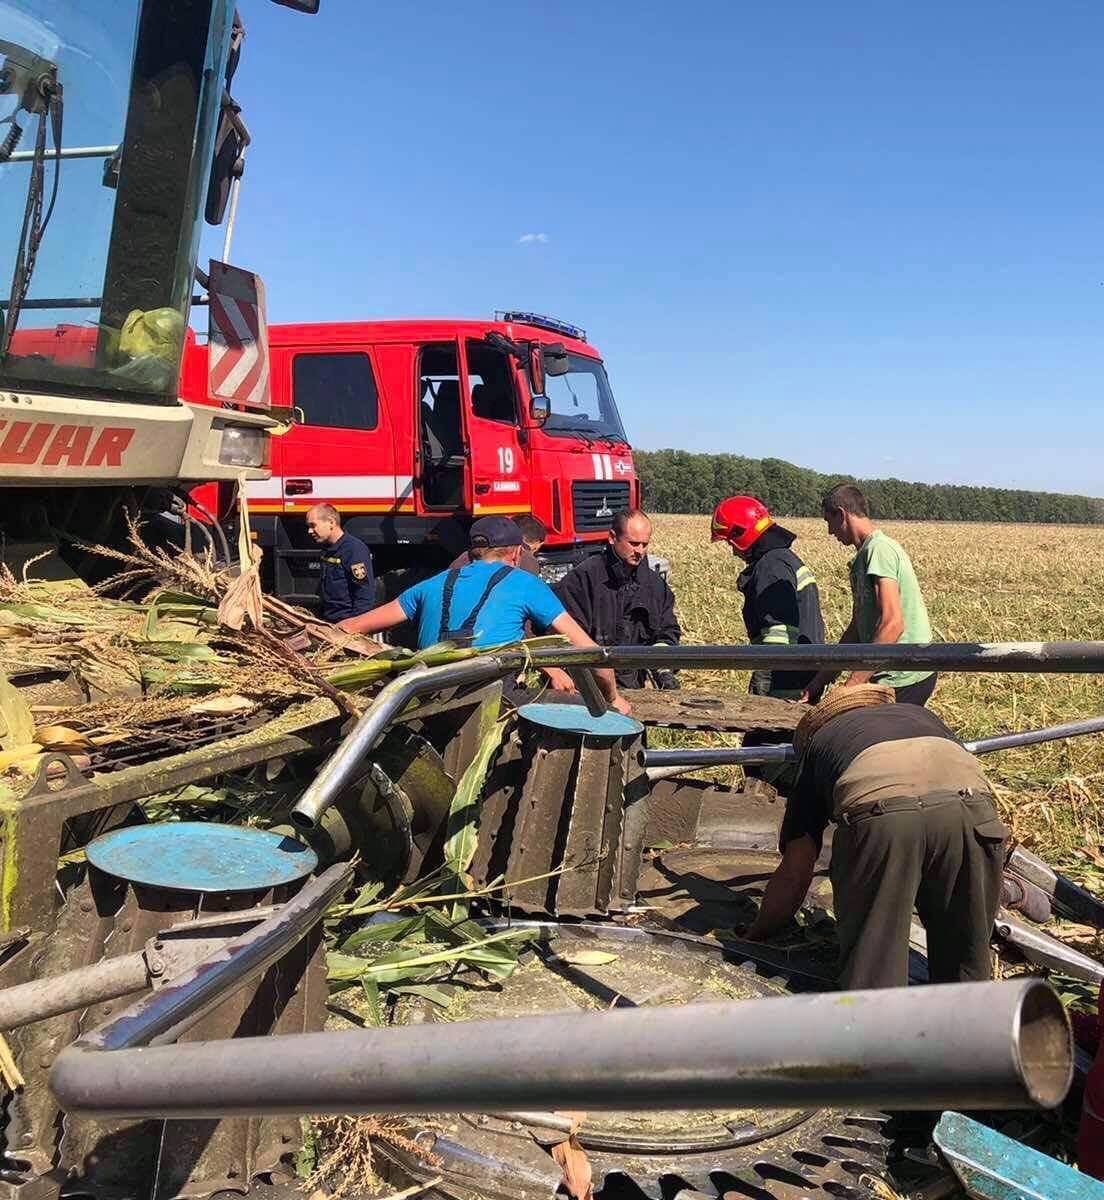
[635,450,1104,525]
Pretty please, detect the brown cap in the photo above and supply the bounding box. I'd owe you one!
[793,684,896,758]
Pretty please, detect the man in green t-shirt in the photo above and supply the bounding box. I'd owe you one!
[804,483,937,706]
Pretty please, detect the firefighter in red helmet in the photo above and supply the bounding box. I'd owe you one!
[712,496,826,788]
[711,496,825,699]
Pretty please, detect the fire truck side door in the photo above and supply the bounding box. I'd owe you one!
[461,338,531,520]
[283,347,397,516]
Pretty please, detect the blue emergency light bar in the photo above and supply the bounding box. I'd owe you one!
[495,310,587,342]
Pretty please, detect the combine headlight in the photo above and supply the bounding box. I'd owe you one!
[218,424,269,469]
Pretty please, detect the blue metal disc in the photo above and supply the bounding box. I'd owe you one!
[85,822,318,893]
[518,701,643,738]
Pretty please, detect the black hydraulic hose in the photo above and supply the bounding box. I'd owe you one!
[172,487,233,566]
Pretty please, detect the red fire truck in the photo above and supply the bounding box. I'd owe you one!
[183,311,638,605]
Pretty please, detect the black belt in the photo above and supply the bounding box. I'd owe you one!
[836,789,993,826]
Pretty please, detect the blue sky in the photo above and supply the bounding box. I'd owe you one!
[213,1,1103,495]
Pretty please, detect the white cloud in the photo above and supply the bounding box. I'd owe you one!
[517,232,549,244]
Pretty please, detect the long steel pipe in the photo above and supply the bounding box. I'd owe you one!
[291,642,1104,830]
[643,714,1104,779]
[49,977,1070,1118]
[519,640,1104,675]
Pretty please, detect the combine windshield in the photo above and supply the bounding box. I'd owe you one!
[0,0,231,403]
[541,353,627,442]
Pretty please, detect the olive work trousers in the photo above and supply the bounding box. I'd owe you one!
[830,791,1008,990]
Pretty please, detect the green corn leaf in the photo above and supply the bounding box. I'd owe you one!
[0,602,96,626]
[423,908,489,946]
[0,671,34,750]
[387,983,454,1010]
[139,668,221,693]
[442,695,506,918]
[143,590,217,638]
[359,978,384,1026]
[339,914,427,952]
[324,660,400,689]
[140,641,218,662]
[326,928,536,988]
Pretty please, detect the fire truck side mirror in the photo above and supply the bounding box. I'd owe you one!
[526,344,551,423]
[530,393,551,424]
[527,343,546,398]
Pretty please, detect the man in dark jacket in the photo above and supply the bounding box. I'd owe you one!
[556,508,681,691]
[306,503,375,623]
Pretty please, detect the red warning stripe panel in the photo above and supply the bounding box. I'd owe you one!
[207,261,271,409]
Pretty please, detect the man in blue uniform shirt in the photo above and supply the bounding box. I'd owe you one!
[306,503,376,623]
[338,516,630,714]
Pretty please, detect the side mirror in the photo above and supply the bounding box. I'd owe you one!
[205,95,250,225]
[530,393,550,424]
[527,342,546,398]
[543,343,570,377]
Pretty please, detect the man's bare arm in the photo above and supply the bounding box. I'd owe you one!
[803,607,859,702]
[337,599,408,637]
[745,835,818,941]
[842,577,904,687]
[549,611,629,714]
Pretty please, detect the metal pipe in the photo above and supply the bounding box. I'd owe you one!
[1006,843,1104,928]
[521,640,1104,675]
[69,862,351,1053]
[966,714,1104,754]
[0,294,210,311]
[291,642,1104,830]
[290,660,497,830]
[0,953,149,1031]
[5,143,118,162]
[567,667,608,717]
[49,977,1070,1118]
[642,714,1104,780]
[994,912,1104,986]
[645,745,791,782]
[222,172,243,263]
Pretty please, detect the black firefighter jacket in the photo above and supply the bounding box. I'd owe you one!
[556,547,681,689]
[737,525,825,698]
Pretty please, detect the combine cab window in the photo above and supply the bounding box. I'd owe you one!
[0,2,231,404]
[293,352,378,430]
[465,340,518,425]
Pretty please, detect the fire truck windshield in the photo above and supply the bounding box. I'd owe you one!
[0,0,231,404]
[541,353,628,443]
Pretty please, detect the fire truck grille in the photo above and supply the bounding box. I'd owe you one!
[572,481,630,532]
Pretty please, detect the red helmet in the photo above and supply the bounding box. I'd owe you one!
[710,495,774,552]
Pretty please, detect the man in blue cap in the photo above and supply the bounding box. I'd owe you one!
[338,516,630,713]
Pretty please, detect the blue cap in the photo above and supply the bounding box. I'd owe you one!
[469,516,523,549]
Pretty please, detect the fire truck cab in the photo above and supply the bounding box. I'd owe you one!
[186,312,637,604]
